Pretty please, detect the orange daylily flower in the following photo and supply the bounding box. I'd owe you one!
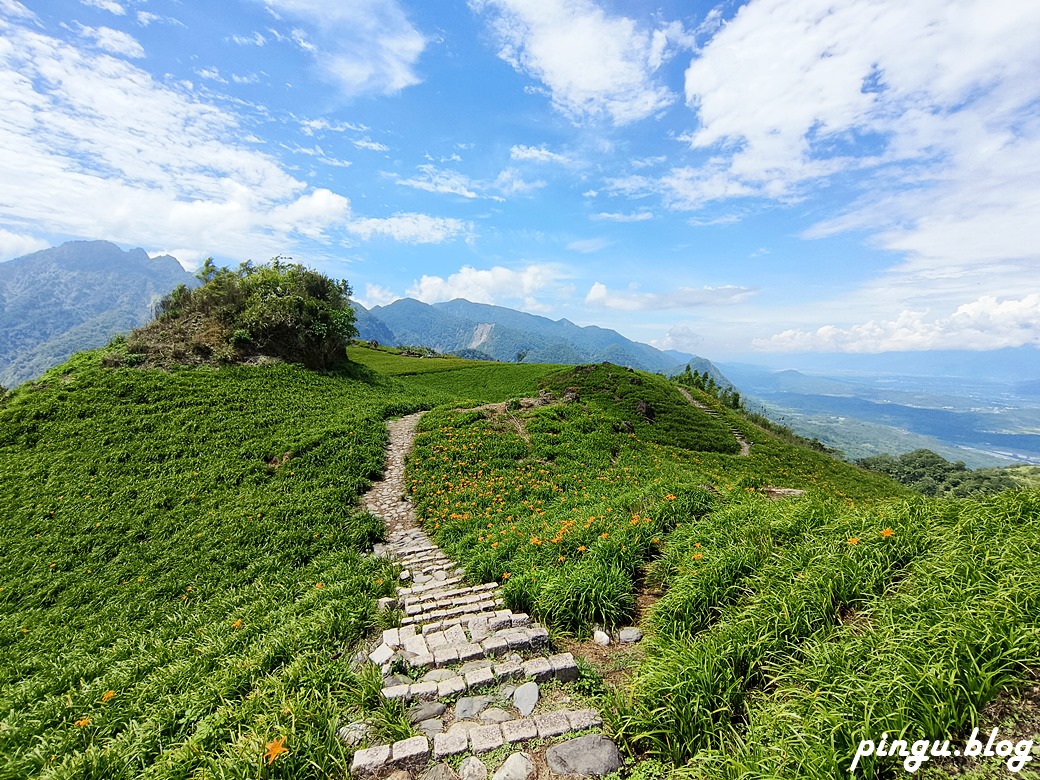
[264,736,289,764]
[880,528,895,538]
[848,537,860,545]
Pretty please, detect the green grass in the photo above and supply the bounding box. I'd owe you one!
[407,367,906,637]
[4,346,1036,780]
[0,353,429,779]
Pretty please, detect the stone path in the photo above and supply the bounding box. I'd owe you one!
[677,386,752,456]
[347,412,622,780]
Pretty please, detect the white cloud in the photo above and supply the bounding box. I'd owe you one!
[407,263,567,308]
[347,214,468,244]
[492,167,544,197]
[231,31,267,46]
[471,0,690,125]
[298,117,367,135]
[353,137,389,152]
[590,211,652,222]
[396,165,479,199]
[78,25,145,58]
[670,0,1040,264]
[0,19,429,266]
[0,1,36,20]
[81,0,125,15]
[756,295,1040,353]
[0,228,49,260]
[356,283,399,308]
[510,144,569,164]
[653,324,704,354]
[262,0,425,95]
[585,281,755,311]
[566,238,609,253]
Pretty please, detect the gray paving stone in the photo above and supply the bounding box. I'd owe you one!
[500,718,538,744]
[520,657,552,682]
[491,752,534,780]
[382,628,401,648]
[456,643,484,662]
[437,676,467,698]
[464,666,496,689]
[509,613,530,628]
[433,646,460,666]
[548,653,579,682]
[422,668,457,682]
[369,643,395,665]
[411,681,439,701]
[567,708,603,730]
[426,631,447,650]
[443,624,468,645]
[383,683,411,701]
[488,615,512,631]
[533,711,572,739]
[479,707,514,724]
[459,756,488,780]
[409,701,447,724]
[432,730,469,759]
[480,636,508,657]
[455,695,495,720]
[619,627,643,643]
[403,633,429,656]
[493,660,523,681]
[527,627,549,648]
[351,744,391,775]
[545,734,621,776]
[410,652,434,671]
[512,681,539,717]
[469,724,505,753]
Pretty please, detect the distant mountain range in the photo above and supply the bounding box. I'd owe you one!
[0,240,194,387]
[352,297,723,378]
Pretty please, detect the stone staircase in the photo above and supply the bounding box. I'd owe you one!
[677,386,751,455]
[346,414,621,780]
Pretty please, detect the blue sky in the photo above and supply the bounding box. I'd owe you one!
[1,0,1038,363]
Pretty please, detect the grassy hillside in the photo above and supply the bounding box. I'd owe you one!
[2,348,1038,779]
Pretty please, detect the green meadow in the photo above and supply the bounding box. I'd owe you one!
[1,347,1038,779]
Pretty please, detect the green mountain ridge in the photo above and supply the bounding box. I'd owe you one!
[0,240,195,387]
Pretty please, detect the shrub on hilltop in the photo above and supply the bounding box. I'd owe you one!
[113,257,356,370]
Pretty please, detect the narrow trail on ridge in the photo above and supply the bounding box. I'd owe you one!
[677,386,752,456]
[346,412,626,779]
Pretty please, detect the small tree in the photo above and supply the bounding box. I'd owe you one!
[133,258,357,370]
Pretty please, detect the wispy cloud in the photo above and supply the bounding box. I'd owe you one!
[353,137,389,152]
[510,144,570,164]
[78,25,145,58]
[585,281,755,311]
[261,0,426,96]
[81,0,125,15]
[471,0,692,125]
[396,165,479,199]
[590,211,653,222]
[347,214,468,244]
[566,238,610,254]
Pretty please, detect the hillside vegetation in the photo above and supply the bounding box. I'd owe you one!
[1,341,1038,779]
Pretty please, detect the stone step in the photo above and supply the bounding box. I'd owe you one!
[350,708,602,775]
[398,575,466,597]
[381,652,578,704]
[400,596,505,626]
[373,622,546,672]
[401,581,499,611]
[419,608,514,635]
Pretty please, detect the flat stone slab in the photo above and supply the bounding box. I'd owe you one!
[513,681,538,717]
[455,695,495,720]
[391,735,431,766]
[491,752,534,780]
[500,718,538,744]
[459,756,488,780]
[619,627,643,643]
[351,744,390,776]
[546,734,621,776]
[533,711,571,739]
[433,730,468,759]
[469,724,505,753]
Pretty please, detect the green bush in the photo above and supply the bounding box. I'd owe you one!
[129,258,356,370]
[535,559,634,633]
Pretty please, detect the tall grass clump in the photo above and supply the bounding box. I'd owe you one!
[0,353,439,779]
